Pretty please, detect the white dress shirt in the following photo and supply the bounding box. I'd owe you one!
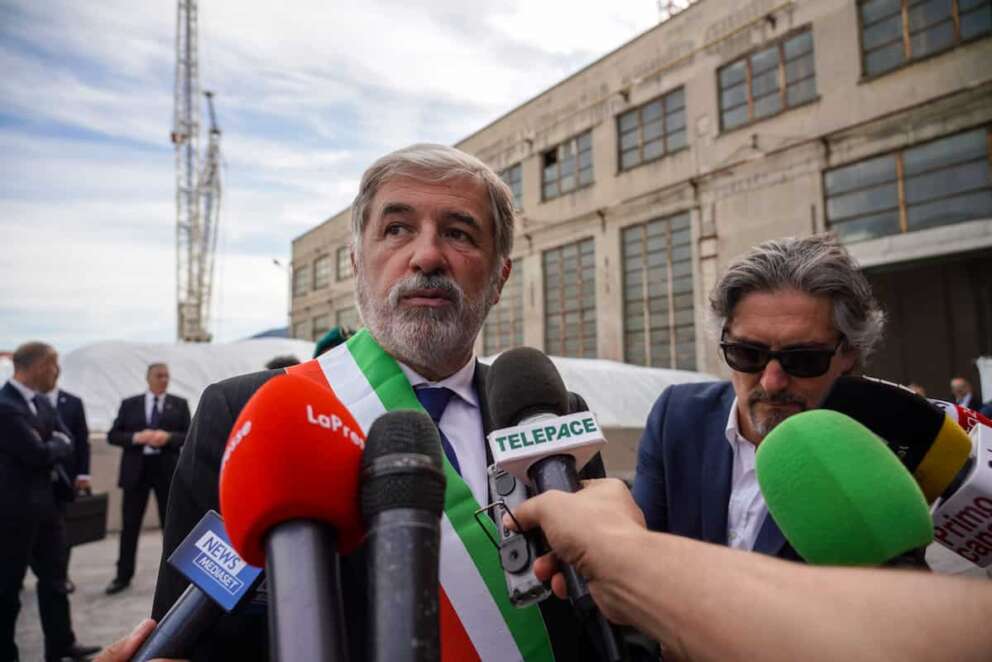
[724,398,769,551]
[399,358,488,507]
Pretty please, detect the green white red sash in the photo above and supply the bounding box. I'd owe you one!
[288,329,555,661]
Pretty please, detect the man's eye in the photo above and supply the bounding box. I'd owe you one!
[384,224,408,236]
[446,228,473,243]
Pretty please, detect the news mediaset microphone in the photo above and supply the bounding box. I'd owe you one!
[487,346,622,662]
[755,409,934,566]
[820,376,973,502]
[219,374,366,662]
[360,410,446,662]
[132,510,263,662]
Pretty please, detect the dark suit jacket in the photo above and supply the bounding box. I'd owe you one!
[55,389,90,478]
[151,363,610,661]
[0,381,74,518]
[632,381,800,561]
[107,393,191,489]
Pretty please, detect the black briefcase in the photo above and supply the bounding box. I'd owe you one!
[64,492,108,547]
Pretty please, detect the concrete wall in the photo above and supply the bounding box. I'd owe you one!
[290,0,992,379]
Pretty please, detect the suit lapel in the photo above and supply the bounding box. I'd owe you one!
[700,385,735,545]
[753,512,788,556]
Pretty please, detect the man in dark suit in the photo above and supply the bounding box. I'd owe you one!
[0,342,98,662]
[127,145,625,662]
[634,235,885,562]
[48,384,90,594]
[105,363,190,595]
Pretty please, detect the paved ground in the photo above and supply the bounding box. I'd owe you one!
[15,531,162,661]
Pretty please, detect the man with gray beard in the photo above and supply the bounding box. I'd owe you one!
[632,235,885,561]
[136,144,609,662]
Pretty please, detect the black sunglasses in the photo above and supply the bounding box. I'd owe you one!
[719,331,844,378]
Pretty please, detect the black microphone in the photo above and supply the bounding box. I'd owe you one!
[487,346,622,662]
[360,410,446,662]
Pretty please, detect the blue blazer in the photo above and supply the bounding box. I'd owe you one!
[632,381,800,561]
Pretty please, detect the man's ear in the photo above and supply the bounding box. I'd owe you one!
[491,258,512,306]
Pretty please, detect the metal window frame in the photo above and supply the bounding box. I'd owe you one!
[824,124,992,238]
[542,238,596,357]
[541,130,594,202]
[717,25,816,133]
[616,87,688,173]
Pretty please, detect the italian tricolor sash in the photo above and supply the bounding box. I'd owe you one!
[287,329,555,661]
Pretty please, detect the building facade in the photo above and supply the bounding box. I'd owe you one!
[292,0,992,399]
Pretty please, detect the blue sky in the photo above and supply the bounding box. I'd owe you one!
[0,0,661,351]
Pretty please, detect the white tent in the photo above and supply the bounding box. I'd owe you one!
[58,339,315,432]
[43,340,713,433]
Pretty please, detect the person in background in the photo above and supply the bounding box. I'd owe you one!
[0,341,98,662]
[312,325,354,358]
[949,376,976,409]
[47,378,90,595]
[907,382,927,397]
[263,355,299,370]
[105,363,190,595]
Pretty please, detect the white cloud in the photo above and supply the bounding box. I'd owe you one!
[0,0,660,351]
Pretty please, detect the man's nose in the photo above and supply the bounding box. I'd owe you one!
[408,229,447,274]
[759,359,790,393]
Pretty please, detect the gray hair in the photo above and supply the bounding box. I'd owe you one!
[350,144,515,261]
[12,341,54,371]
[710,234,885,369]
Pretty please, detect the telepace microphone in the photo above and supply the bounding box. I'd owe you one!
[219,374,366,662]
[755,409,934,566]
[132,510,263,662]
[820,376,972,503]
[360,410,446,662]
[487,346,621,662]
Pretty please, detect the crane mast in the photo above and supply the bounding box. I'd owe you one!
[172,0,221,342]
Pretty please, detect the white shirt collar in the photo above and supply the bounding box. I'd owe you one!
[398,357,479,408]
[725,396,744,447]
[9,377,36,405]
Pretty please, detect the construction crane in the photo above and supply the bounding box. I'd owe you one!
[172,0,222,342]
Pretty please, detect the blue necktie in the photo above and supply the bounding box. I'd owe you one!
[149,396,161,428]
[415,387,461,475]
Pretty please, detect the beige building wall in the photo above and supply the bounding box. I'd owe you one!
[291,0,992,378]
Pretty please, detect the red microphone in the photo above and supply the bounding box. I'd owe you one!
[219,373,366,662]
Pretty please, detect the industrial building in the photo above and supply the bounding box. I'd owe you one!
[291,0,992,399]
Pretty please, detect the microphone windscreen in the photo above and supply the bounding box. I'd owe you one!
[360,410,445,520]
[756,409,933,566]
[219,374,366,567]
[487,347,569,428]
[820,376,971,502]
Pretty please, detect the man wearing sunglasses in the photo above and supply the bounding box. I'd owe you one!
[632,234,885,560]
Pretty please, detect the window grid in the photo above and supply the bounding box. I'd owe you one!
[500,163,524,210]
[483,260,524,356]
[542,131,594,201]
[336,306,360,330]
[336,245,353,281]
[293,321,309,340]
[617,87,687,172]
[543,239,597,358]
[313,255,331,289]
[292,265,310,298]
[824,127,992,243]
[859,0,992,77]
[622,212,696,370]
[312,313,331,340]
[718,28,817,132]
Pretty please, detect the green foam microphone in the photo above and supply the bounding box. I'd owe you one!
[755,409,934,566]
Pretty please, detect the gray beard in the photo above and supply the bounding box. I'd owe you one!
[355,268,495,371]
